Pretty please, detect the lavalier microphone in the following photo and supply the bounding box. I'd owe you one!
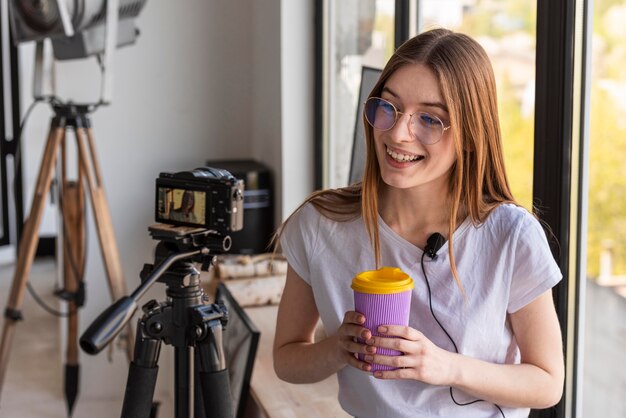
[424,233,446,260]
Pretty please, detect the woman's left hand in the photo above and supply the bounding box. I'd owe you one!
[363,325,457,385]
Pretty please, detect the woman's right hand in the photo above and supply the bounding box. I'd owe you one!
[275,268,375,382]
[335,311,377,372]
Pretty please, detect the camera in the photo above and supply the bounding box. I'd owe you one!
[155,167,244,232]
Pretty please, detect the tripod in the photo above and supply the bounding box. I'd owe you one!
[80,227,235,418]
[0,102,134,412]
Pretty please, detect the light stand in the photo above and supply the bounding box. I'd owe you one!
[0,101,134,414]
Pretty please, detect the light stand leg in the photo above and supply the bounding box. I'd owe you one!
[74,124,134,359]
[0,123,65,398]
[61,134,85,416]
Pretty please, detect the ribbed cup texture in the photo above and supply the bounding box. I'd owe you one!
[354,290,412,371]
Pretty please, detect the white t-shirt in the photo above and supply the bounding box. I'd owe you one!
[280,202,562,418]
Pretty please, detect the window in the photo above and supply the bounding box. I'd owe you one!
[420,0,536,210]
[583,1,626,416]
[320,0,396,188]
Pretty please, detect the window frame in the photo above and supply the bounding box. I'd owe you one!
[532,0,588,416]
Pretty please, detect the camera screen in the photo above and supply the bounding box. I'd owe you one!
[157,187,206,227]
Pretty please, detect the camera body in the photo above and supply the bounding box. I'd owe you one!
[155,167,244,233]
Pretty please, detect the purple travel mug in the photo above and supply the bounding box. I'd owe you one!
[351,267,414,372]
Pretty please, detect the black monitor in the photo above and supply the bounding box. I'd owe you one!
[216,283,260,418]
[349,66,383,185]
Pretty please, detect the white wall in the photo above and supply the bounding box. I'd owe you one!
[280,0,315,217]
[251,0,314,225]
[251,0,282,226]
[11,0,314,408]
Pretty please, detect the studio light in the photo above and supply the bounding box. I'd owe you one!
[7,0,148,104]
[8,0,146,60]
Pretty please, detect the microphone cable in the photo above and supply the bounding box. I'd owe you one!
[420,242,506,418]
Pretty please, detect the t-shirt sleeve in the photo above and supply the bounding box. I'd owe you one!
[508,213,563,313]
[279,204,320,285]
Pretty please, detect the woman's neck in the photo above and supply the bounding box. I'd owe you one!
[379,185,462,248]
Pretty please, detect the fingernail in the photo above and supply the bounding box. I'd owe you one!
[374,371,383,378]
[365,338,375,345]
[378,326,387,333]
[366,346,376,353]
[360,330,369,339]
[362,363,371,371]
[364,355,373,362]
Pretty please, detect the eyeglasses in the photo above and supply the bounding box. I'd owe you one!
[364,97,450,145]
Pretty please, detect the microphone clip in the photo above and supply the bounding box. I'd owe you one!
[425,233,446,260]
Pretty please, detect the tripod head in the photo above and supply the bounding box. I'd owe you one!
[81,223,237,418]
[80,224,230,355]
[148,223,232,268]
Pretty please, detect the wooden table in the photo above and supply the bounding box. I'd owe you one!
[243,305,350,418]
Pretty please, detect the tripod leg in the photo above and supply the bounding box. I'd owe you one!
[196,324,234,418]
[74,126,134,360]
[174,346,192,418]
[121,319,161,418]
[61,140,85,416]
[0,125,65,399]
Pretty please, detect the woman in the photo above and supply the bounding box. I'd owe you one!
[273,28,564,418]
[168,190,198,224]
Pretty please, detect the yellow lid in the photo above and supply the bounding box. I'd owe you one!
[351,267,414,294]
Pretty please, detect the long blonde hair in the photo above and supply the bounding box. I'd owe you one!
[275,29,516,290]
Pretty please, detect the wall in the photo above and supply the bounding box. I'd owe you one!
[251,0,282,227]
[251,0,314,225]
[280,0,315,218]
[10,0,314,407]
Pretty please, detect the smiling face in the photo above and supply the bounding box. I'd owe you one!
[373,63,456,193]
